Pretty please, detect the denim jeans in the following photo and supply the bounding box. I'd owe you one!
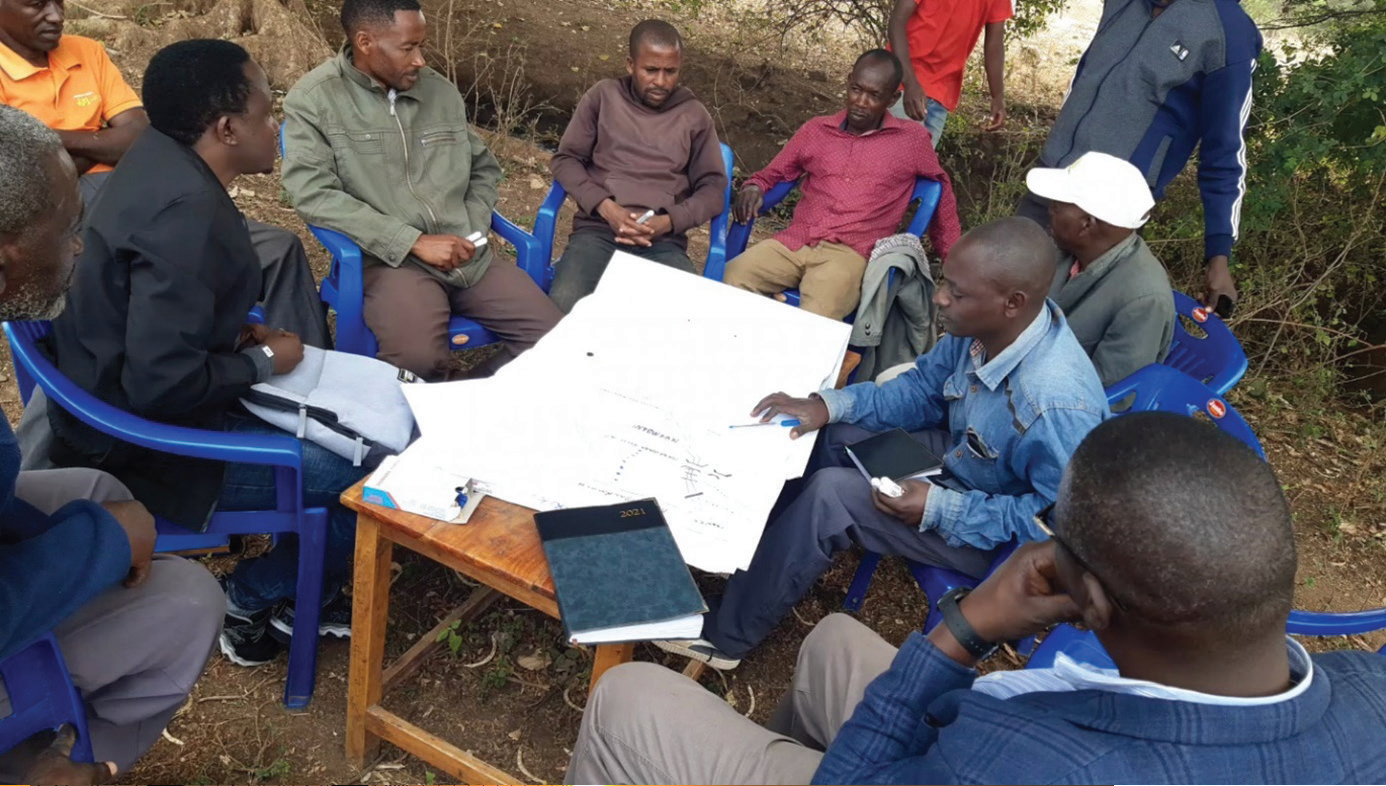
[889,95,950,147]
[220,414,367,612]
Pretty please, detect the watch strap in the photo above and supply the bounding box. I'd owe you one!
[938,587,997,660]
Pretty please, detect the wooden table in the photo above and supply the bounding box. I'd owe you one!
[341,481,635,782]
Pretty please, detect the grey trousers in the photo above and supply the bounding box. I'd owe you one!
[0,468,224,777]
[548,229,696,314]
[565,613,896,785]
[703,423,996,658]
[79,171,330,349]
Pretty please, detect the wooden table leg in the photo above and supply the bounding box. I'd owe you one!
[347,514,393,768]
[589,643,635,692]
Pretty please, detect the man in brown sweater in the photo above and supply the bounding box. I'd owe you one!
[547,19,728,312]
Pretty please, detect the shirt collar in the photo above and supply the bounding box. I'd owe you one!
[968,302,1054,390]
[1048,637,1315,707]
[0,37,68,80]
[821,109,908,137]
[1066,232,1140,281]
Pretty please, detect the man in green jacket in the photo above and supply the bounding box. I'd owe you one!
[1028,151,1175,387]
[282,0,561,380]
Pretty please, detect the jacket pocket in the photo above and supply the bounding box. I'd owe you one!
[955,426,1002,490]
[419,130,459,147]
[331,129,385,155]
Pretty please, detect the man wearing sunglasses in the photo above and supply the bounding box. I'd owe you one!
[570,413,1386,784]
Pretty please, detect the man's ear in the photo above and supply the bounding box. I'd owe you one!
[214,115,237,147]
[626,55,635,76]
[1079,572,1115,632]
[354,29,373,56]
[1004,289,1027,318]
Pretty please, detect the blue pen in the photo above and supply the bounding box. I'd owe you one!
[729,419,801,429]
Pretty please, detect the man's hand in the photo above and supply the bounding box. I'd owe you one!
[643,213,674,240]
[101,500,156,589]
[901,80,929,122]
[410,234,476,271]
[597,199,657,247]
[237,322,272,350]
[871,479,931,525]
[734,184,765,224]
[938,541,1082,662]
[982,98,1006,132]
[1204,255,1238,316]
[749,392,829,439]
[262,330,305,375]
[24,726,117,785]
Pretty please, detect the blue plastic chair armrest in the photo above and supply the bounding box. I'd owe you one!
[490,210,546,288]
[533,181,567,274]
[723,180,800,268]
[4,322,305,469]
[307,225,361,267]
[1287,608,1386,637]
[906,179,943,238]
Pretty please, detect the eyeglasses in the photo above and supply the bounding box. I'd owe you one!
[1034,503,1128,613]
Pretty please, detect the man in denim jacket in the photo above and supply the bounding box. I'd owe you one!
[658,217,1109,669]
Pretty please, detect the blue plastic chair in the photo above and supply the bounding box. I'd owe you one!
[1104,364,1265,458]
[1024,623,1117,671]
[536,142,737,289]
[4,321,330,709]
[1164,290,1248,396]
[1287,608,1386,651]
[0,632,94,763]
[712,177,944,304]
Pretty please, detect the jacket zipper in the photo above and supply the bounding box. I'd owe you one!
[1063,0,1158,160]
[388,89,441,235]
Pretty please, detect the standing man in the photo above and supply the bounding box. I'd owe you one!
[887,0,1011,145]
[1016,0,1262,315]
[1029,151,1175,386]
[0,103,224,785]
[547,19,728,313]
[282,0,562,380]
[660,218,1107,669]
[0,0,329,346]
[723,50,961,320]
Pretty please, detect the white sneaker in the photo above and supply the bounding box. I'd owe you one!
[653,638,741,670]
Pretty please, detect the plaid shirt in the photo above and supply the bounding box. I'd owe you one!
[746,111,962,260]
[814,633,1386,784]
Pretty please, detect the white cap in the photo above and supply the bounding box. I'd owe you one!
[1025,152,1155,229]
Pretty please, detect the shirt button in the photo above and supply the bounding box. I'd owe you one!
[970,385,978,393]
[955,451,962,458]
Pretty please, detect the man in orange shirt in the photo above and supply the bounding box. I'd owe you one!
[0,0,329,347]
[887,0,1011,146]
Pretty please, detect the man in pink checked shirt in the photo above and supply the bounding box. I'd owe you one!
[723,49,961,320]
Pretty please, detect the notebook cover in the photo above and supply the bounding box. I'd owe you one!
[844,428,944,481]
[535,498,707,641]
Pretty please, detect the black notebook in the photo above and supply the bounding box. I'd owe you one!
[844,428,944,482]
[535,498,707,645]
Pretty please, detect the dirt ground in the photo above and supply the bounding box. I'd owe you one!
[6,0,1384,783]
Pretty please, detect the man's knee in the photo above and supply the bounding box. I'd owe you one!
[800,467,866,509]
[248,222,306,265]
[378,335,450,381]
[145,557,226,658]
[14,467,134,514]
[799,613,871,672]
[588,662,679,728]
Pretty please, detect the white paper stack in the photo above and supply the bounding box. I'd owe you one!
[399,253,853,574]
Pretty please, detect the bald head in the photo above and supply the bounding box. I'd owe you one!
[1058,412,1294,638]
[960,216,1058,300]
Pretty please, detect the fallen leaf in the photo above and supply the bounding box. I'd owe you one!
[528,176,546,190]
[581,24,591,31]
[516,650,552,671]
[571,66,580,72]
[508,729,522,741]
[492,21,503,28]
[598,54,610,61]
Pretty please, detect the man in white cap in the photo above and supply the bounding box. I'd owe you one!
[1026,152,1174,387]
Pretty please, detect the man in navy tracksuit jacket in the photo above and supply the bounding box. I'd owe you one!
[1018,0,1262,315]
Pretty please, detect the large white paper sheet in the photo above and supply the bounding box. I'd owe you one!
[400,253,853,573]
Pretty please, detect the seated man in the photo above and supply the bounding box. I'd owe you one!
[570,412,1386,784]
[1028,151,1174,386]
[0,104,223,785]
[723,49,961,320]
[0,0,328,345]
[661,217,1107,669]
[547,19,728,313]
[282,0,562,380]
[43,40,363,667]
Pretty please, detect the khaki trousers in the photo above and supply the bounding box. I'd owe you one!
[564,614,897,785]
[723,239,867,319]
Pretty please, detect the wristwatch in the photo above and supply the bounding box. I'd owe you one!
[938,587,998,660]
